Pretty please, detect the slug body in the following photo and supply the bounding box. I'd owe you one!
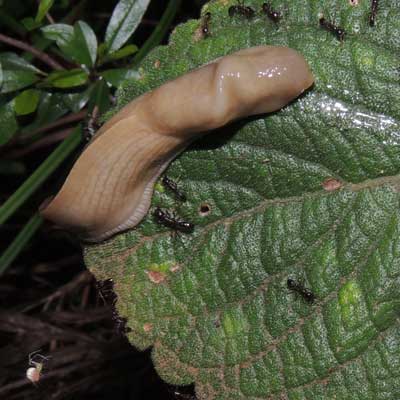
[40,46,314,242]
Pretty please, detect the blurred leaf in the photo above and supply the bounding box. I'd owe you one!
[101,44,138,64]
[61,87,91,112]
[97,42,108,60]
[35,0,54,23]
[100,68,140,87]
[72,20,98,67]
[0,213,43,275]
[21,17,42,31]
[1,70,38,93]
[0,101,18,145]
[41,69,88,88]
[88,78,110,114]
[14,89,40,115]
[19,92,70,137]
[0,52,42,73]
[105,0,151,53]
[41,23,74,47]
[0,160,26,175]
[0,61,2,88]
[42,21,98,67]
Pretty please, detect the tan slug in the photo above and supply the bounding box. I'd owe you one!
[40,46,314,242]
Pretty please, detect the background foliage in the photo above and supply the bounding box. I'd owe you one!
[0,1,202,399]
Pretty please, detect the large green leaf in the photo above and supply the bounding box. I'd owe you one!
[84,1,400,399]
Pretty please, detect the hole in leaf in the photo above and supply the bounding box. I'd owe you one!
[199,203,211,216]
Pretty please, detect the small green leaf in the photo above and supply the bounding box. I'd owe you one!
[0,52,42,73]
[0,101,18,145]
[41,23,74,48]
[72,20,98,67]
[41,69,88,88]
[35,0,54,23]
[19,92,69,136]
[105,0,151,53]
[1,70,38,93]
[107,44,138,60]
[21,17,42,31]
[14,89,40,115]
[100,68,140,87]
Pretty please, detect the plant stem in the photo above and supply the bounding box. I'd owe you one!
[9,128,74,158]
[21,110,87,141]
[0,32,64,70]
[132,0,182,67]
[0,213,43,275]
[0,127,82,226]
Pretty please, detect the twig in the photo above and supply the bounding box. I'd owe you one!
[46,13,55,25]
[8,128,74,158]
[0,32,63,70]
[24,110,87,140]
[20,271,92,312]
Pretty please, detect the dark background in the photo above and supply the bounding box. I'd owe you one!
[0,1,206,399]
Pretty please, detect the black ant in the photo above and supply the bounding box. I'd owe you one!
[153,207,194,234]
[287,278,315,304]
[369,0,378,27]
[319,17,345,42]
[96,279,130,335]
[200,12,211,37]
[262,2,281,23]
[83,106,101,142]
[162,176,186,202]
[228,1,255,19]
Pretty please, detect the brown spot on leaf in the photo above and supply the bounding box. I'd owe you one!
[143,323,153,332]
[154,60,161,69]
[146,270,166,284]
[322,178,342,191]
[170,264,180,273]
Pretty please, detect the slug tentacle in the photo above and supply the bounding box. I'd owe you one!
[40,46,314,242]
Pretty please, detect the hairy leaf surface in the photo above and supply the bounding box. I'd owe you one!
[85,1,400,399]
